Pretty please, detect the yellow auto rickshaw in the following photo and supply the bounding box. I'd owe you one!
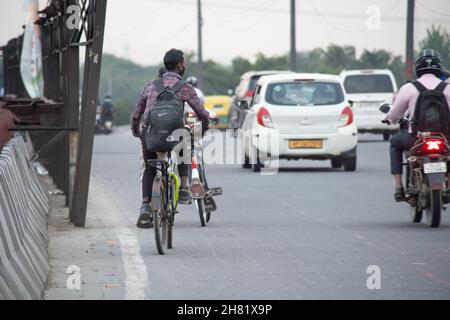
[204,95,231,129]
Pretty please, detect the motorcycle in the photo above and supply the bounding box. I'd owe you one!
[95,109,114,135]
[380,103,449,227]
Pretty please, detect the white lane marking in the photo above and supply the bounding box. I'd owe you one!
[93,178,149,300]
[116,228,149,300]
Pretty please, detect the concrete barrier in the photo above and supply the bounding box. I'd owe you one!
[0,134,49,300]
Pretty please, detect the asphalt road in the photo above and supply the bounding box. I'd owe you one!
[90,127,450,299]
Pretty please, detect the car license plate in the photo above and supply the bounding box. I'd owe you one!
[288,139,323,149]
[424,162,447,174]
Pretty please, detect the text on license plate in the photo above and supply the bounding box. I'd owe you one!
[424,162,447,174]
[288,139,323,149]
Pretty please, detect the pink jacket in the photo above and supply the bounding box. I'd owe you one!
[387,73,450,132]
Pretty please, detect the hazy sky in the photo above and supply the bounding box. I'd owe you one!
[1,0,450,66]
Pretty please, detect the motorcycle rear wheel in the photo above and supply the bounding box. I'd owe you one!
[426,190,442,228]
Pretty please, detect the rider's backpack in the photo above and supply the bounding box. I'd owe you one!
[144,79,187,152]
[411,81,450,134]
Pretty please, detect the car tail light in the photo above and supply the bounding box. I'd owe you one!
[423,139,445,154]
[257,107,273,128]
[338,106,353,128]
[244,90,254,98]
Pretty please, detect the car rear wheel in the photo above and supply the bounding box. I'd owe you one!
[343,156,357,172]
[331,159,343,169]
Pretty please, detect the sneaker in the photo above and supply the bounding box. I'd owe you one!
[178,187,192,204]
[137,202,153,229]
[394,187,406,202]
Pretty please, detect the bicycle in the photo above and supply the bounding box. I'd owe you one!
[186,113,223,226]
[147,151,179,255]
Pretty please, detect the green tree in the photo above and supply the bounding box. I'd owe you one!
[231,57,252,76]
[419,25,450,67]
[253,53,288,71]
[322,44,357,73]
[358,49,391,68]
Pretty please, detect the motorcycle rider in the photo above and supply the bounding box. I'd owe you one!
[131,48,211,228]
[385,49,450,201]
[100,94,115,126]
[187,76,205,106]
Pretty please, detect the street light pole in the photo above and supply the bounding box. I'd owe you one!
[405,0,415,82]
[289,0,297,72]
[197,0,204,90]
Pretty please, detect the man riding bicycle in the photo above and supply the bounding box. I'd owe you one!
[131,48,211,229]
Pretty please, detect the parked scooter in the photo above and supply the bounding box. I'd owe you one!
[380,103,449,227]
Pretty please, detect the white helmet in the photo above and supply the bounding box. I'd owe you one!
[187,76,198,87]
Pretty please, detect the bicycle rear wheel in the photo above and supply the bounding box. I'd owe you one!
[167,177,176,249]
[152,177,170,254]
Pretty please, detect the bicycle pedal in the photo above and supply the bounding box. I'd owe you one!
[209,187,223,196]
[204,194,217,212]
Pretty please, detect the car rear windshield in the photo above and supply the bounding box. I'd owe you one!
[265,81,345,106]
[344,74,394,94]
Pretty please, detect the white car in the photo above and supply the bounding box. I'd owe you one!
[339,69,399,141]
[240,73,358,172]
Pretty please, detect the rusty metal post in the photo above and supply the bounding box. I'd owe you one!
[70,0,107,226]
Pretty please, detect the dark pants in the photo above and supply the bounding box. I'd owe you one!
[389,130,416,175]
[141,140,189,201]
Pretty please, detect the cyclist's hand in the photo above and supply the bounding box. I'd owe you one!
[208,110,219,125]
[132,125,140,137]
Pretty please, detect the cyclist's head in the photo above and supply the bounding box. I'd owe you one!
[164,48,186,76]
[104,94,112,100]
[415,48,442,77]
[158,66,167,78]
[187,76,198,87]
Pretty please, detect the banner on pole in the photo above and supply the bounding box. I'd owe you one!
[20,0,44,98]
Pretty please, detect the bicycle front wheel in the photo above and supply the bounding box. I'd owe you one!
[196,199,207,227]
[197,163,208,227]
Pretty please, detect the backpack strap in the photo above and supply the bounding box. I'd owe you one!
[169,80,187,94]
[154,78,166,93]
[435,81,448,93]
[411,80,427,93]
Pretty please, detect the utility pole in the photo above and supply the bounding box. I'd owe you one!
[289,0,297,72]
[197,0,204,90]
[405,0,415,82]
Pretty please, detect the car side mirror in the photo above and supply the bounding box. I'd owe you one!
[379,103,391,114]
[348,100,354,107]
[237,100,249,110]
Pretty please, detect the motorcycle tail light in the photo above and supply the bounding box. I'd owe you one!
[423,139,445,154]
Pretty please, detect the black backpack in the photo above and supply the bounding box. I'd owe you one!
[411,81,450,134]
[144,79,186,152]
